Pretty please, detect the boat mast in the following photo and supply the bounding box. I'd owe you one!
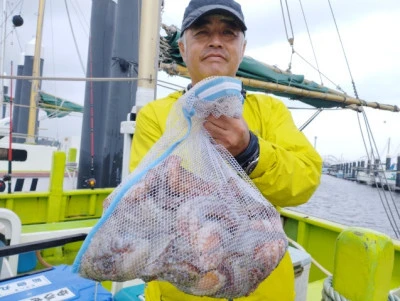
[135,0,162,110]
[120,0,162,180]
[0,0,6,117]
[77,0,117,188]
[100,0,141,188]
[26,0,46,144]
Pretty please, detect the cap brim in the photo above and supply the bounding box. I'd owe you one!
[181,5,247,33]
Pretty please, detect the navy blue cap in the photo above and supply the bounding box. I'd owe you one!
[181,0,247,34]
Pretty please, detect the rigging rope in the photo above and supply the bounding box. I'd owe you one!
[279,1,345,93]
[64,0,86,75]
[283,0,295,43]
[278,0,400,238]
[88,34,95,179]
[0,0,23,49]
[322,276,400,301]
[277,0,400,238]
[298,0,323,85]
[293,50,346,93]
[327,0,359,99]
[157,82,182,92]
[70,0,90,34]
[12,27,22,51]
[4,0,24,20]
[356,111,372,161]
[286,237,332,277]
[7,61,14,194]
[279,0,295,72]
[365,111,400,238]
[357,109,400,238]
[17,0,24,14]
[48,0,62,134]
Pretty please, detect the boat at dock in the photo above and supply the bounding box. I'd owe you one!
[329,157,400,191]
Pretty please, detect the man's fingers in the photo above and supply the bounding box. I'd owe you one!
[203,120,226,138]
[206,115,230,130]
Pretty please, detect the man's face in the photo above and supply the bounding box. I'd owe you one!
[179,14,246,85]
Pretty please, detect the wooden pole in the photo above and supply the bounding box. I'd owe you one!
[0,0,7,117]
[26,0,46,144]
[134,0,163,111]
[160,63,400,113]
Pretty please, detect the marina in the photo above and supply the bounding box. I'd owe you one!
[326,156,400,192]
[292,174,400,239]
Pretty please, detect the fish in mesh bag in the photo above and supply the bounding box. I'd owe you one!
[72,76,288,299]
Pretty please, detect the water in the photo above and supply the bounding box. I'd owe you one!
[288,174,400,239]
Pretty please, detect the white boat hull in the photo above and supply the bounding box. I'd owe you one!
[0,140,78,192]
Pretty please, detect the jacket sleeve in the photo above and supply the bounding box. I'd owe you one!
[129,103,163,172]
[248,96,322,207]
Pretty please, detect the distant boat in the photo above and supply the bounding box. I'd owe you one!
[374,140,399,191]
[0,135,78,192]
[0,91,81,193]
[0,1,83,193]
[356,169,374,185]
[375,162,398,191]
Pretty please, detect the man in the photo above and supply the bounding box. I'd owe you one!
[130,0,322,300]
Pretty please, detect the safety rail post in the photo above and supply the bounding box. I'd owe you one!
[332,227,394,300]
[47,151,66,223]
[67,148,77,165]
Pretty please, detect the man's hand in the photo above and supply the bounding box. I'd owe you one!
[203,115,250,156]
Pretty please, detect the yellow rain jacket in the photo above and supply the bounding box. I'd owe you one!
[130,91,322,301]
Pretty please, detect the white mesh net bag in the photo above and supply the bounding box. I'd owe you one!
[73,76,288,299]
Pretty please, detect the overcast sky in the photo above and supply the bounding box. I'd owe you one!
[2,0,400,163]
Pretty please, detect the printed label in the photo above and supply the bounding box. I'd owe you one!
[0,275,51,297]
[20,287,75,301]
